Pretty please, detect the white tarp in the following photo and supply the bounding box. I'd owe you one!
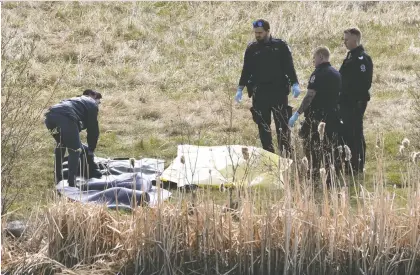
[160,145,293,188]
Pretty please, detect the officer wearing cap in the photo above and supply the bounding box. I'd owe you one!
[45,89,102,186]
[289,46,342,182]
[339,27,373,173]
[235,19,301,155]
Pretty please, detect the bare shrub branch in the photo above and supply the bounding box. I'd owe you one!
[1,22,64,214]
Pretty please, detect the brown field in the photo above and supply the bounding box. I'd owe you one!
[1,2,420,274]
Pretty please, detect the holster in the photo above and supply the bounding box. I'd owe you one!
[286,105,292,120]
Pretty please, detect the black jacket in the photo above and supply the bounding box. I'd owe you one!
[239,36,299,96]
[306,62,342,118]
[339,45,373,103]
[47,96,99,151]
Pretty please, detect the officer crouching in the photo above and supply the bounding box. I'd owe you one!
[44,90,102,187]
[288,46,342,183]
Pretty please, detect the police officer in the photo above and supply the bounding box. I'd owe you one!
[339,28,373,173]
[45,89,102,186]
[288,46,342,181]
[235,19,301,155]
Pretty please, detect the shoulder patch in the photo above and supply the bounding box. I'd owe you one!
[310,75,316,83]
[360,64,366,72]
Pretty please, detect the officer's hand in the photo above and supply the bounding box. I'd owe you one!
[292,83,301,98]
[288,112,300,127]
[235,87,243,103]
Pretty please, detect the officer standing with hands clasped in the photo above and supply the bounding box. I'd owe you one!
[339,28,373,173]
[235,19,301,155]
[44,89,102,187]
[288,46,342,182]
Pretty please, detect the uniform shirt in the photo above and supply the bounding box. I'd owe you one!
[47,95,99,151]
[306,62,342,118]
[339,45,373,103]
[239,36,298,92]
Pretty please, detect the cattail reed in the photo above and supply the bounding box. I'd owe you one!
[344,145,352,161]
[318,122,326,141]
[337,145,343,155]
[401,138,410,148]
[411,152,420,163]
[399,145,405,155]
[301,156,309,171]
[319,168,327,181]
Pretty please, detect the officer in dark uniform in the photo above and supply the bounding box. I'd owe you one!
[339,28,373,173]
[235,19,301,155]
[44,89,102,186]
[289,46,342,182]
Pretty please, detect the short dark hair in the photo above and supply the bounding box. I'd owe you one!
[82,89,102,99]
[344,27,362,41]
[253,19,270,31]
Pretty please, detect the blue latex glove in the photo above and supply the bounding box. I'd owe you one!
[292,83,301,98]
[235,87,243,103]
[288,112,300,127]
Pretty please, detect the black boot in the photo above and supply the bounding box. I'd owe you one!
[67,148,81,187]
[86,149,102,179]
[54,146,66,184]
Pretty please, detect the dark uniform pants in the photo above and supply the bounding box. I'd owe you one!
[250,85,292,155]
[339,101,367,173]
[299,114,341,184]
[45,112,82,186]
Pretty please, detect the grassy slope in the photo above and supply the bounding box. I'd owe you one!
[2,1,420,210]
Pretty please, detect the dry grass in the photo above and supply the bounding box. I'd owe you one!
[1,2,419,195]
[2,2,419,143]
[2,2,420,274]
[2,151,419,274]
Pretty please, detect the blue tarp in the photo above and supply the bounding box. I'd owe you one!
[56,157,171,209]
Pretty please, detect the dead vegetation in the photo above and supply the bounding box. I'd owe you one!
[2,152,419,274]
[2,2,420,274]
